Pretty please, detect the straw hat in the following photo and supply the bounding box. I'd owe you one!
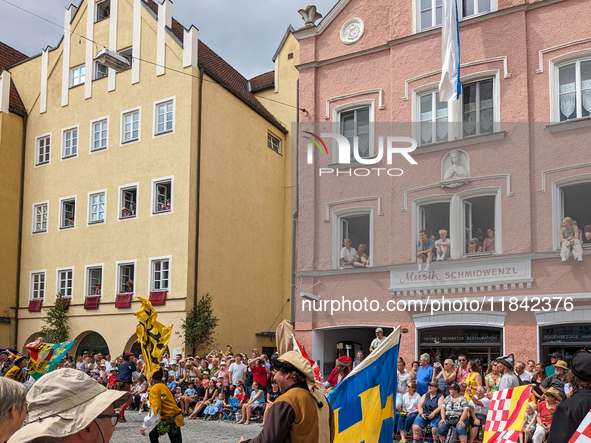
[553,360,568,370]
[9,368,131,443]
[545,386,561,400]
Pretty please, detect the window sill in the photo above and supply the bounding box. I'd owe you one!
[121,138,139,145]
[35,161,49,167]
[546,117,591,134]
[62,154,78,160]
[415,131,506,154]
[153,209,171,215]
[32,230,47,234]
[93,76,108,81]
[88,220,105,225]
[119,215,137,220]
[60,225,75,230]
[154,130,174,137]
[90,147,108,153]
[69,83,85,89]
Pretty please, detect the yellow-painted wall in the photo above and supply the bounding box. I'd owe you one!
[9,0,296,357]
[0,111,24,347]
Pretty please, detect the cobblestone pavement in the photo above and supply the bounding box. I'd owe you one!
[111,411,263,442]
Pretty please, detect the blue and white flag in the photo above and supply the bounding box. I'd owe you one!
[439,0,461,101]
[327,326,401,443]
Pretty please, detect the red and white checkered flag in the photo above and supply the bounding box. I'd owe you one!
[484,385,532,443]
[569,410,591,443]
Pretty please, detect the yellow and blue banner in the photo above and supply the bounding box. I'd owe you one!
[327,326,401,443]
[25,337,75,380]
[135,296,173,379]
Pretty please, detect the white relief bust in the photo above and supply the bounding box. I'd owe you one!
[340,18,364,45]
[441,149,469,188]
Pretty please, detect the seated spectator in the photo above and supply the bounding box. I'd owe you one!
[340,238,357,267]
[261,380,281,427]
[482,228,495,253]
[173,386,182,404]
[520,402,537,443]
[237,381,264,425]
[203,392,226,420]
[585,221,591,244]
[417,230,434,272]
[561,217,583,261]
[412,382,444,442]
[187,378,218,419]
[532,387,561,443]
[132,375,148,412]
[234,381,247,405]
[437,383,470,443]
[541,360,568,400]
[398,381,421,443]
[107,367,118,389]
[435,229,450,261]
[468,386,490,442]
[353,243,370,268]
[121,206,132,217]
[468,238,483,254]
[180,381,197,415]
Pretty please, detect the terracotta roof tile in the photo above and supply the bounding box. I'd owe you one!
[143,0,286,133]
[249,71,274,92]
[0,41,27,115]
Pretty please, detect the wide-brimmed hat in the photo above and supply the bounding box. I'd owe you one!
[277,351,316,390]
[545,387,561,400]
[570,351,591,382]
[9,368,131,443]
[496,354,515,371]
[12,355,27,366]
[554,360,568,370]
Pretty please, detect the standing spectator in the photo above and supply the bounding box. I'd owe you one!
[437,359,456,397]
[532,387,561,443]
[0,377,27,443]
[526,360,536,378]
[251,357,270,392]
[4,356,27,383]
[455,355,469,396]
[353,350,365,369]
[463,360,483,401]
[496,354,519,390]
[398,359,412,397]
[482,228,496,252]
[546,352,561,376]
[416,354,434,396]
[485,360,503,395]
[340,238,357,266]
[116,351,136,423]
[217,361,231,397]
[412,382,444,443]
[104,354,114,371]
[229,355,248,391]
[398,381,420,443]
[541,360,568,400]
[410,361,419,381]
[76,354,88,373]
[370,328,386,352]
[468,386,490,442]
[515,361,532,383]
[437,383,470,443]
[560,217,583,261]
[548,351,591,443]
[0,351,11,376]
[416,230,434,272]
[532,363,546,400]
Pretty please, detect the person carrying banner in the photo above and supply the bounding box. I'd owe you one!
[547,351,591,443]
[116,351,136,423]
[140,367,184,443]
[238,351,334,443]
[8,368,131,443]
[4,356,27,384]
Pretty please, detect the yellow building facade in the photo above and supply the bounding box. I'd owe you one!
[7,0,298,356]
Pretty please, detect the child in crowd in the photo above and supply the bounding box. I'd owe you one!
[201,372,211,389]
[520,402,537,443]
[203,393,226,420]
[173,387,182,405]
[107,367,118,389]
[234,381,247,405]
[435,229,450,260]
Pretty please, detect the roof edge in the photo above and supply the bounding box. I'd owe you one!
[271,25,296,62]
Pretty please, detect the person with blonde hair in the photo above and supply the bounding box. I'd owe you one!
[0,377,27,443]
[560,217,583,261]
[435,229,450,260]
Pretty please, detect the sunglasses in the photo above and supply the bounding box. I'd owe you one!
[459,359,466,362]
[97,414,119,426]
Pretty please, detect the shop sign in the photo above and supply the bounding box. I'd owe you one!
[541,325,591,343]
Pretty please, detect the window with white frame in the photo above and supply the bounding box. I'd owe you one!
[557,60,591,122]
[117,263,135,294]
[462,195,496,255]
[70,65,85,87]
[60,198,76,229]
[268,132,281,153]
[87,266,102,296]
[462,79,494,138]
[559,182,591,247]
[462,0,491,18]
[419,0,442,31]
[31,272,45,300]
[153,179,172,213]
[92,119,108,151]
[335,211,372,269]
[89,192,106,224]
[95,0,110,22]
[62,127,78,158]
[151,259,169,291]
[95,61,108,80]
[122,109,140,143]
[33,203,48,233]
[419,202,451,244]
[36,135,50,165]
[419,91,448,145]
[57,269,73,298]
[340,107,370,159]
[120,186,137,218]
[155,100,174,135]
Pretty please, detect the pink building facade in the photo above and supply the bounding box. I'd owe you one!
[293,0,591,376]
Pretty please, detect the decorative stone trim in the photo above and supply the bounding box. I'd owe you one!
[340,18,364,45]
[326,89,384,119]
[536,38,591,73]
[414,311,506,329]
[325,197,383,222]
